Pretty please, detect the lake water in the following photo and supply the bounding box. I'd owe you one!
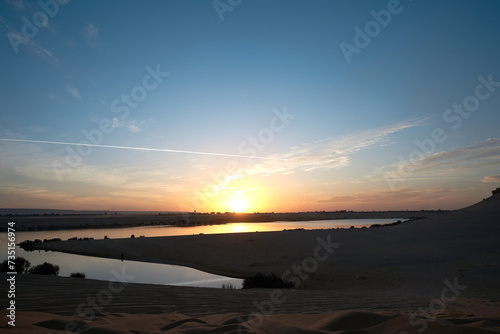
[2,219,403,288]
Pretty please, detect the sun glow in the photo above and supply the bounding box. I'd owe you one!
[230,198,248,213]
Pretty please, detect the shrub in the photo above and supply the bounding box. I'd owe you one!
[242,273,295,289]
[70,272,86,278]
[0,257,31,274]
[29,262,60,276]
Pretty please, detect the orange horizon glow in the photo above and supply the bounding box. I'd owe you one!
[0,180,493,213]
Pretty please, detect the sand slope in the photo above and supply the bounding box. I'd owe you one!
[2,268,499,333]
[4,310,500,333]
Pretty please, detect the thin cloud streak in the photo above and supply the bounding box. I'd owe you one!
[380,138,500,176]
[83,23,100,48]
[0,16,59,63]
[65,84,81,100]
[0,138,290,160]
[111,118,142,133]
[247,118,428,176]
[315,187,475,210]
[482,175,500,183]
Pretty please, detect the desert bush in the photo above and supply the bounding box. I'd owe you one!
[70,272,86,278]
[29,262,60,276]
[0,257,31,274]
[242,273,295,289]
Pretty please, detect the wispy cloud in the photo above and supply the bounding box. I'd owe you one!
[213,174,243,193]
[0,16,58,63]
[247,118,427,176]
[380,138,500,177]
[83,23,100,48]
[127,124,141,133]
[481,175,500,183]
[65,84,81,100]
[318,187,464,208]
[112,118,123,127]
[111,118,141,133]
[6,0,25,9]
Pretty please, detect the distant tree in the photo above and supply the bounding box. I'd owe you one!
[0,257,31,274]
[29,262,59,276]
[70,272,86,278]
[242,273,294,289]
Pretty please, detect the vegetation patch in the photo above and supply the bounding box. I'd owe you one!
[242,272,295,289]
[70,272,86,278]
[29,262,60,276]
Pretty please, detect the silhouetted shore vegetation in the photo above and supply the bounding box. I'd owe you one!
[242,273,295,289]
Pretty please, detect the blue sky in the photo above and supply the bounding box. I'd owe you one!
[1,0,499,212]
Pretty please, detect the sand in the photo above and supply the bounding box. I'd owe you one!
[2,192,499,333]
[2,274,500,333]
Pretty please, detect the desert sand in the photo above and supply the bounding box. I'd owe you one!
[1,191,499,333]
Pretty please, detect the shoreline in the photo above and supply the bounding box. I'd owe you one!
[21,203,500,292]
[0,210,439,232]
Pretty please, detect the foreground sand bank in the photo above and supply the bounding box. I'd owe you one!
[6,310,500,333]
[1,274,499,333]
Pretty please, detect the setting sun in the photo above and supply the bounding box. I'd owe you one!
[230,198,248,213]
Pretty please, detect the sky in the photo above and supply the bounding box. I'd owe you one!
[1,0,499,213]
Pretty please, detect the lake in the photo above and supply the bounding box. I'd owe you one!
[3,218,404,288]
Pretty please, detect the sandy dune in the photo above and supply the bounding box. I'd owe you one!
[2,273,500,333]
[2,191,499,333]
[6,309,500,333]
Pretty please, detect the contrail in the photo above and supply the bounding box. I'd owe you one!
[0,138,287,160]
